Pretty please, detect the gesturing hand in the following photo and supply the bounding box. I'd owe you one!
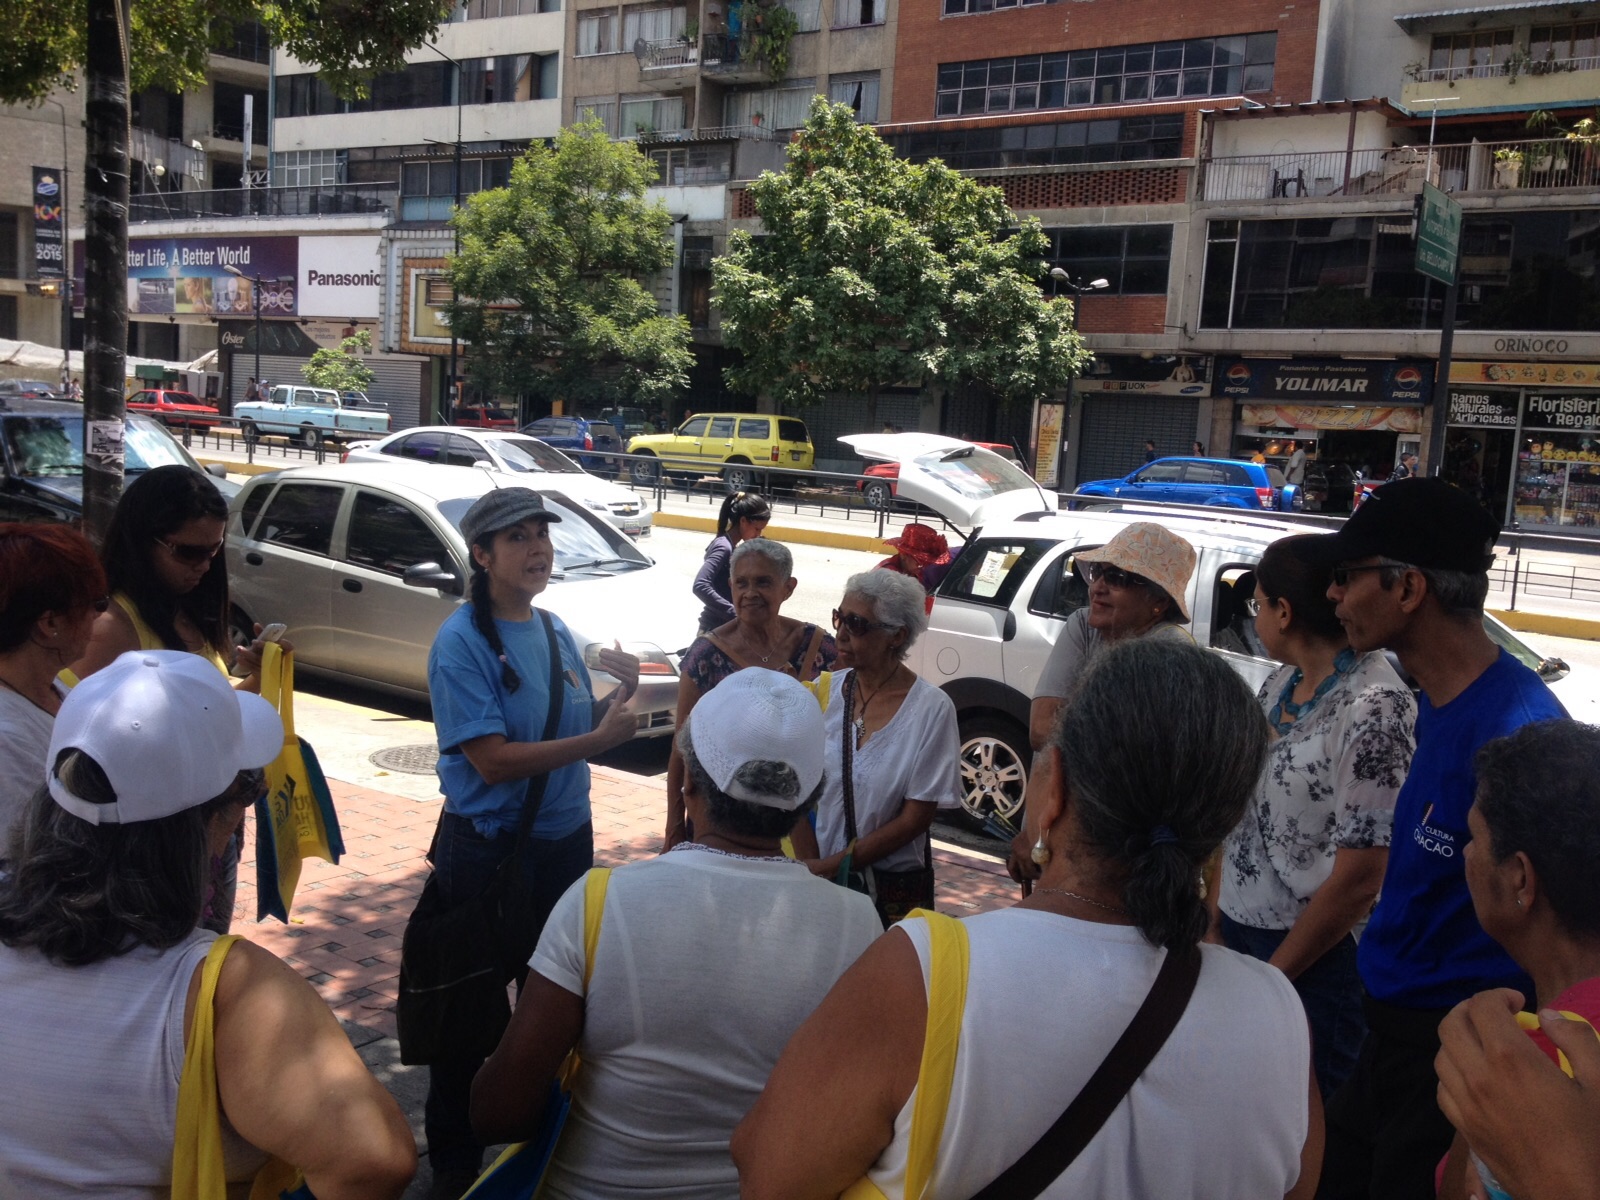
[595,640,641,701]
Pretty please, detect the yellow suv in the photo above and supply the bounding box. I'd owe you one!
[627,413,814,490]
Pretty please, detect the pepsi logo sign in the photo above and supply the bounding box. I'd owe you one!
[1395,367,1421,386]
[1226,362,1252,382]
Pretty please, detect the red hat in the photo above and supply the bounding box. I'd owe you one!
[885,523,951,567]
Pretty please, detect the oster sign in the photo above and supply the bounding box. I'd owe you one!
[1216,358,1434,405]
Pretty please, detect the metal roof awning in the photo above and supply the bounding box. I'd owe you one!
[1200,98,1408,121]
[1394,1,1600,32]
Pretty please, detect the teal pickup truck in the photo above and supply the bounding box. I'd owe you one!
[234,385,391,450]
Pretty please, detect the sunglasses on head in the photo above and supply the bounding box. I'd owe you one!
[156,536,224,565]
[832,608,890,637]
[1084,562,1150,591]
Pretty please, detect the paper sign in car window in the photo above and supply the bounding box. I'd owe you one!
[972,549,1020,598]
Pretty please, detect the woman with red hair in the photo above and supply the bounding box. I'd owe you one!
[0,523,107,855]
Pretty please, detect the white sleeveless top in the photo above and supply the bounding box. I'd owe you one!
[0,927,269,1198]
[865,909,1311,1199]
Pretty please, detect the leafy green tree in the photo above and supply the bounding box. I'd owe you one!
[713,98,1090,418]
[302,330,376,394]
[446,122,692,412]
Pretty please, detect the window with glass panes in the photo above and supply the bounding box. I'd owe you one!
[1046,225,1172,295]
[401,157,513,221]
[828,72,879,122]
[575,95,619,133]
[888,112,1182,169]
[833,0,879,25]
[466,0,559,15]
[935,33,1276,116]
[943,0,1056,12]
[622,4,686,45]
[1427,29,1514,80]
[577,11,618,53]
[271,149,345,187]
[619,93,686,134]
[1530,21,1600,69]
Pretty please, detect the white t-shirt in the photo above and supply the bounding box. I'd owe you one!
[815,671,962,872]
[0,683,65,851]
[864,910,1311,1199]
[529,847,881,1200]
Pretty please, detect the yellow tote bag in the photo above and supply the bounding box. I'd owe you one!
[171,935,305,1199]
[254,642,344,922]
[843,909,968,1200]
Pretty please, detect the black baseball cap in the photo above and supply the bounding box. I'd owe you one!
[460,486,562,546]
[1301,477,1498,573]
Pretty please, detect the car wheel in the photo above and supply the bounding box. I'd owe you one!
[956,714,1030,832]
[631,452,660,484]
[863,480,893,509]
[723,459,752,492]
[228,608,255,654]
[300,425,322,450]
[240,421,259,446]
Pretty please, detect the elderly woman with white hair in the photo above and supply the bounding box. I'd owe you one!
[792,570,961,927]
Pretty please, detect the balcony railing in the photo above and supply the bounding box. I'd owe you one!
[1200,138,1600,201]
[1413,53,1600,83]
[129,182,396,223]
[637,36,699,69]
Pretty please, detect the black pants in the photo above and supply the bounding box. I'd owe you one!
[423,813,594,1175]
[1315,994,1455,1200]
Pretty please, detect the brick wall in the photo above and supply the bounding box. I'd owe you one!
[1075,293,1167,336]
[891,0,1323,123]
[731,188,755,219]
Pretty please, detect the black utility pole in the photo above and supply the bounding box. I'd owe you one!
[82,0,131,542]
[224,265,264,392]
[423,41,464,423]
[1428,278,1459,477]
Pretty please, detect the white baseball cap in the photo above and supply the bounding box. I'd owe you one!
[687,667,825,811]
[48,650,284,825]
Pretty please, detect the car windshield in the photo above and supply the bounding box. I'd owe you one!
[3,415,197,477]
[913,446,1036,500]
[497,437,583,474]
[1266,467,1288,488]
[437,492,649,572]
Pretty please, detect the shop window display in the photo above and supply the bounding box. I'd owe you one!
[1514,431,1600,528]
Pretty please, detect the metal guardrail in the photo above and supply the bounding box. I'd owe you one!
[129,183,397,223]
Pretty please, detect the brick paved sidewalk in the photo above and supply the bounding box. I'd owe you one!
[231,765,1021,1042]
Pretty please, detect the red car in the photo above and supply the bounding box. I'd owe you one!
[453,405,518,430]
[126,388,220,432]
[857,440,1022,508]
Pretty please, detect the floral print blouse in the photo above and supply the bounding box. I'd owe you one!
[1220,651,1417,933]
[680,623,837,694]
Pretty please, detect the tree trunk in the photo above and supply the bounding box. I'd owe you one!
[81,0,130,542]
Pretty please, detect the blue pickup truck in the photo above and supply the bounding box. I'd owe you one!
[235,385,391,450]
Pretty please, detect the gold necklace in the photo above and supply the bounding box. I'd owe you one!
[1033,886,1128,915]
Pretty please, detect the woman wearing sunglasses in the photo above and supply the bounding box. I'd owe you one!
[0,524,108,861]
[72,465,289,933]
[790,570,961,927]
[1215,534,1414,1100]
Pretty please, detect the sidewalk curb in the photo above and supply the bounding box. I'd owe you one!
[1488,607,1600,643]
[652,509,891,553]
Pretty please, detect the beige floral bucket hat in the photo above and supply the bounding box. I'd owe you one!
[1074,522,1198,622]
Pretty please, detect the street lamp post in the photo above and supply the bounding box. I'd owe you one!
[422,40,465,423]
[1049,268,1109,489]
[223,264,263,400]
[43,98,73,386]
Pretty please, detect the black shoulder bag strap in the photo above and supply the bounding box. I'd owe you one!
[968,946,1203,1200]
[840,670,859,846]
[509,608,566,856]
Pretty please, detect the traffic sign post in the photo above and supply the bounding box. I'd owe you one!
[1416,181,1463,476]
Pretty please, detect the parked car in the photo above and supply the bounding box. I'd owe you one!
[1075,456,1302,513]
[627,413,815,490]
[852,436,1567,831]
[0,398,236,524]
[341,426,652,537]
[453,405,518,430]
[0,380,63,400]
[224,462,697,727]
[126,387,220,432]
[522,415,624,472]
[234,384,392,449]
[855,439,1023,509]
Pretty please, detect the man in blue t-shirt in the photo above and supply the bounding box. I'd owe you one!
[1302,478,1567,1200]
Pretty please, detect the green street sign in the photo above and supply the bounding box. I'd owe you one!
[1415,180,1462,286]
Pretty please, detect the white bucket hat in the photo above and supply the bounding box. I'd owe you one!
[687,667,826,810]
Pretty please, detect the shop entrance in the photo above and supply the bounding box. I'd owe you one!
[1444,427,1515,520]
[1319,430,1399,483]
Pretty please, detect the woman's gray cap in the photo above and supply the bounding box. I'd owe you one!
[460,486,562,545]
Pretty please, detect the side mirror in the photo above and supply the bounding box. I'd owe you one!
[403,561,464,595]
[204,462,228,479]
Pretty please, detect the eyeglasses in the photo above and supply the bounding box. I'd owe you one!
[1244,596,1263,617]
[156,537,224,565]
[1330,564,1391,587]
[832,608,890,637]
[1084,563,1150,591]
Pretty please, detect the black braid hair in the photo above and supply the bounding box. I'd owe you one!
[468,559,522,694]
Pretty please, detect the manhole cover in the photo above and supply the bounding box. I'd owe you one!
[369,744,440,775]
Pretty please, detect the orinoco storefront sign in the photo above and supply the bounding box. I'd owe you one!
[1493,337,1569,354]
[1216,358,1433,404]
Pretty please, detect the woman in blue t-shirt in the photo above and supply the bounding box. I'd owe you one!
[423,486,639,1199]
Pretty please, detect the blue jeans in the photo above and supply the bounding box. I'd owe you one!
[423,811,594,1176]
[1220,912,1366,1099]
